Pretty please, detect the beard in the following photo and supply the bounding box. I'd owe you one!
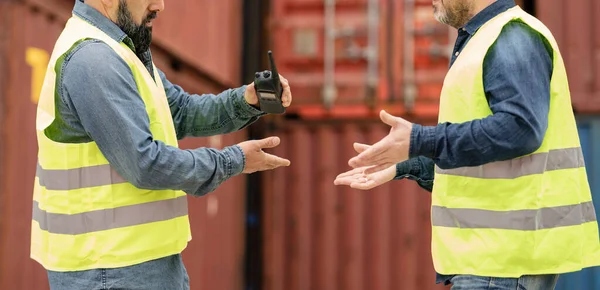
[115,0,157,56]
[434,0,473,28]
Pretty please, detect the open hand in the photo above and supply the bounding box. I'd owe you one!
[238,137,290,174]
[334,143,396,190]
[348,110,413,174]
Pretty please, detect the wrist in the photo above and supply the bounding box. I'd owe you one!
[237,86,265,116]
[409,124,437,159]
[223,145,245,177]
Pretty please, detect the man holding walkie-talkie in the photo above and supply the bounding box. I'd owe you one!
[30,0,291,289]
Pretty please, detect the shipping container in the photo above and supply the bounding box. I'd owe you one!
[555,117,600,290]
[260,118,451,290]
[258,117,600,290]
[268,0,449,119]
[537,0,600,113]
[27,0,244,88]
[262,0,600,289]
[0,1,248,289]
[152,0,244,87]
[268,0,600,118]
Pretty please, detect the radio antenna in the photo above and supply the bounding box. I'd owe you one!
[268,50,281,90]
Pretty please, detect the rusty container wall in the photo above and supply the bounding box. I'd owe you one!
[152,0,244,87]
[537,0,600,113]
[269,0,449,119]
[42,0,244,88]
[0,2,247,290]
[261,119,450,290]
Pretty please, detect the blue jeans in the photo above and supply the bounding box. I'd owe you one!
[46,254,189,290]
[447,274,559,290]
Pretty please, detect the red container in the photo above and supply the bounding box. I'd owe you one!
[269,0,600,118]
[537,0,600,113]
[30,0,245,88]
[261,119,450,290]
[0,1,247,289]
[268,0,449,119]
[152,0,244,87]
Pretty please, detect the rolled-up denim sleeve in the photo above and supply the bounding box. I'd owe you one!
[394,156,435,192]
[158,69,266,139]
[408,21,552,170]
[61,40,244,196]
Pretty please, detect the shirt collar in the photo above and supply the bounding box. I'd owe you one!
[461,0,516,35]
[73,0,134,49]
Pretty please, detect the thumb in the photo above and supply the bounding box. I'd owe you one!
[257,136,281,149]
[380,110,398,127]
[246,82,256,93]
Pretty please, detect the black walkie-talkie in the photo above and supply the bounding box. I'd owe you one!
[254,50,285,114]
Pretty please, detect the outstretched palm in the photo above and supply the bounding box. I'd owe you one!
[333,164,396,190]
[333,143,396,190]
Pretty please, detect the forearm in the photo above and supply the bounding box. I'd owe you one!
[160,69,266,138]
[409,114,543,169]
[110,139,245,196]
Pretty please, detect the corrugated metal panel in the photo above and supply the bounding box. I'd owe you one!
[537,0,600,113]
[269,0,448,119]
[271,0,600,118]
[152,0,243,87]
[555,116,600,290]
[27,0,244,88]
[261,119,450,290]
[0,2,247,289]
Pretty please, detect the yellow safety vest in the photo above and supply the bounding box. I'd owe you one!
[431,6,600,277]
[31,15,191,271]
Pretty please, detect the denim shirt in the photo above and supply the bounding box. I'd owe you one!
[48,1,266,197]
[392,0,554,283]
[395,0,553,197]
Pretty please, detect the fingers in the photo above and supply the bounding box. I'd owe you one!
[353,143,370,154]
[279,74,292,107]
[264,153,291,168]
[334,175,362,186]
[256,136,281,149]
[335,167,364,179]
[363,162,395,175]
[348,140,388,168]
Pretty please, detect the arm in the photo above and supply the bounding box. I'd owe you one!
[394,157,435,192]
[62,41,244,196]
[159,69,266,139]
[410,21,553,169]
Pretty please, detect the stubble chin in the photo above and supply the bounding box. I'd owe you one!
[434,9,448,25]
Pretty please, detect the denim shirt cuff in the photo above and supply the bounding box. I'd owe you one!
[394,158,421,180]
[409,124,437,159]
[233,85,267,118]
[223,145,246,177]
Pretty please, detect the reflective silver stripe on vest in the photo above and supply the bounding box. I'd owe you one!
[432,201,597,230]
[435,147,585,179]
[37,163,127,190]
[32,195,188,235]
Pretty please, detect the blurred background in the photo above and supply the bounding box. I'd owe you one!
[0,0,599,289]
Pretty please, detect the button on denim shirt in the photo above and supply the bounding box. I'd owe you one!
[48,0,266,198]
[392,0,554,284]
